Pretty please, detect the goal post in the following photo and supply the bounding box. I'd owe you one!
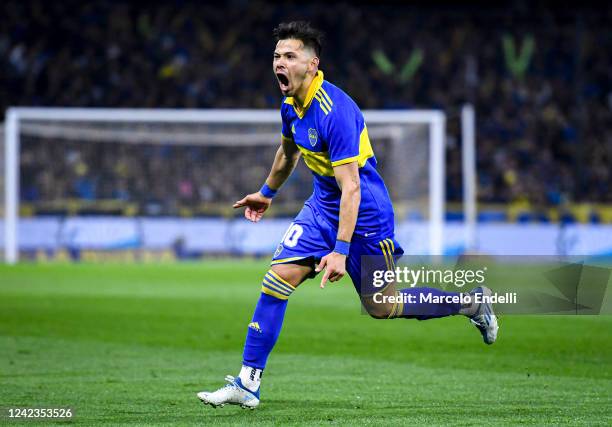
[3,107,446,264]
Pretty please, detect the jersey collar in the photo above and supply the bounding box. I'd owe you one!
[284,70,324,119]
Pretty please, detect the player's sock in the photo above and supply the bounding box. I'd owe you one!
[397,287,462,320]
[241,270,295,385]
[238,365,263,392]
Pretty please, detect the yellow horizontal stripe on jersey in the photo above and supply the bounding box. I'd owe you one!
[281,134,293,142]
[296,146,335,176]
[330,126,374,167]
[261,286,289,300]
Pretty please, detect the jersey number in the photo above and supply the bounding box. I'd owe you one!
[282,223,303,248]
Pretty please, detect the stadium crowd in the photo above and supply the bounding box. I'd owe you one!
[2,1,610,216]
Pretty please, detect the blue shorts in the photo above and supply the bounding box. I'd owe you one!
[271,202,404,296]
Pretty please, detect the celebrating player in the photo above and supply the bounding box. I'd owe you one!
[197,21,498,409]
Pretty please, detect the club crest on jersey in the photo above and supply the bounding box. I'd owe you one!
[308,128,318,147]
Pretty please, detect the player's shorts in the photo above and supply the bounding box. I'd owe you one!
[271,202,404,296]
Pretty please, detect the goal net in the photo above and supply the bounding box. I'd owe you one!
[2,108,445,263]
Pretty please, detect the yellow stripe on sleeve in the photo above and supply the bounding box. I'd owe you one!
[331,155,359,167]
[330,127,374,168]
[315,90,332,111]
[319,87,333,106]
[314,93,330,114]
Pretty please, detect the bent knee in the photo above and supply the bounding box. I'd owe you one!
[270,263,312,288]
[361,298,394,319]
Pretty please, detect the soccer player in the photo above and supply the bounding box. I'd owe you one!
[197,21,498,409]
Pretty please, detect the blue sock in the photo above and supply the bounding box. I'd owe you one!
[398,287,462,320]
[242,270,295,370]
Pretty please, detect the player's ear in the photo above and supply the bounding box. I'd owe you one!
[310,56,320,73]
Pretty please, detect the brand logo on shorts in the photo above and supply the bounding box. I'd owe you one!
[308,128,318,146]
[274,243,283,258]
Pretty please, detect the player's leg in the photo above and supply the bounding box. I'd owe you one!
[197,262,312,409]
[197,204,330,409]
[347,237,498,343]
[239,262,312,392]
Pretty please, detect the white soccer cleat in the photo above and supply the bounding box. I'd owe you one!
[469,286,499,345]
[197,375,260,409]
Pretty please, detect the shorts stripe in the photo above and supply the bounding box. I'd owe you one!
[382,239,395,269]
[379,240,391,271]
[271,256,308,265]
[378,240,392,270]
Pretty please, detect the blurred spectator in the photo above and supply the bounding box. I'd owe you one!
[1,0,610,214]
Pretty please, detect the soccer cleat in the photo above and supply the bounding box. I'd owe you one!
[468,286,499,345]
[196,375,260,409]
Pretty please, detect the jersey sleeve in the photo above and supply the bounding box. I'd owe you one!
[322,105,361,167]
[280,103,293,140]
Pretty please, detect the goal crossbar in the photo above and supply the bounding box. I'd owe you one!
[3,107,446,263]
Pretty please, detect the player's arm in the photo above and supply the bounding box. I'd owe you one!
[317,161,361,287]
[266,136,302,190]
[334,162,360,243]
[233,136,301,222]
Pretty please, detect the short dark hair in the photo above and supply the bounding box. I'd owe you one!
[273,21,323,57]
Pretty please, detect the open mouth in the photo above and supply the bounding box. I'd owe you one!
[276,72,290,91]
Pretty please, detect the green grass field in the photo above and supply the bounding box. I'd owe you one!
[1,262,611,425]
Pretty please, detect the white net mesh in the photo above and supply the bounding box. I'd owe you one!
[3,109,443,261]
[17,118,431,219]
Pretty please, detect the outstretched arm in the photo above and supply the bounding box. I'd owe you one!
[233,137,301,222]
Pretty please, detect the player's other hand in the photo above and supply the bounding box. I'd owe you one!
[233,192,272,222]
[316,252,347,288]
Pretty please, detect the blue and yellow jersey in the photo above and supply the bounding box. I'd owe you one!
[280,71,395,240]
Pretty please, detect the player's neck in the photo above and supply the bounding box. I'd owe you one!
[294,72,317,108]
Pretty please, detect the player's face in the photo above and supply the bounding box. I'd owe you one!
[273,39,317,97]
